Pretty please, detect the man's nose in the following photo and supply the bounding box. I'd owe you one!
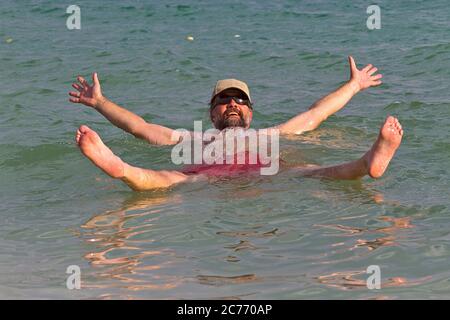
[227,99,238,108]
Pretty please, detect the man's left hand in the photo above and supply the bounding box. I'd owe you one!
[348,56,383,92]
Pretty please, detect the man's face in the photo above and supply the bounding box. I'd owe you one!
[210,89,253,130]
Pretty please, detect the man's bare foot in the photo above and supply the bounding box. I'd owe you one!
[365,116,403,178]
[76,125,125,178]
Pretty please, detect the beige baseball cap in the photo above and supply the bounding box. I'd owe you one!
[210,79,252,104]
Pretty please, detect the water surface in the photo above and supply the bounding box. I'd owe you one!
[1,0,450,299]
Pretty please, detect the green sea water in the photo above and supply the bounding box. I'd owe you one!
[1,0,450,299]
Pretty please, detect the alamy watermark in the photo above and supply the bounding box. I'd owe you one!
[66,5,81,30]
[366,265,381,289]
[366,5,381,30]
[170,121,280,175]
[66,265,81,289]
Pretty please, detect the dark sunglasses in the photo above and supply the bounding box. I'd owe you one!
[211,96,253,109]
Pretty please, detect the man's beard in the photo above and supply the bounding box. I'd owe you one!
[216,108,246,130]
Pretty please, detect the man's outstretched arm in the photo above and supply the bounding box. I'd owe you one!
[274,56,383,135]
[68,73,180,145]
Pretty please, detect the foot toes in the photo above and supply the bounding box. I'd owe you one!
[386,115,395,124]
[79,125,90,133]
[75,128,81,139]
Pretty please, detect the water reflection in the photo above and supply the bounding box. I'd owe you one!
[316,215,413,252]
[78,185,278,297]
[316,270,424,290]
[352,216,413,251]
[196,274,259,286]
[76,176,429,298]
[80,192,183,294]
[313,192,429,291]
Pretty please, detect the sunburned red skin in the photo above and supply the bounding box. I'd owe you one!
[181,151,265,177]
[182,163,262,177]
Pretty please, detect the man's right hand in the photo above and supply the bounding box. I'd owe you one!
[68,72,180,145]
[69,72,105,108]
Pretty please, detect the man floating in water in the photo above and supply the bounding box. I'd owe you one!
[68,56,403,191]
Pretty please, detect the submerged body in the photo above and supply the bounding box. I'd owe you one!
[181,151,266,177]
[76,115,402,190]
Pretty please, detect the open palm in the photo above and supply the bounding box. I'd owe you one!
[348,56,383,91]
[69,73,103,108]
